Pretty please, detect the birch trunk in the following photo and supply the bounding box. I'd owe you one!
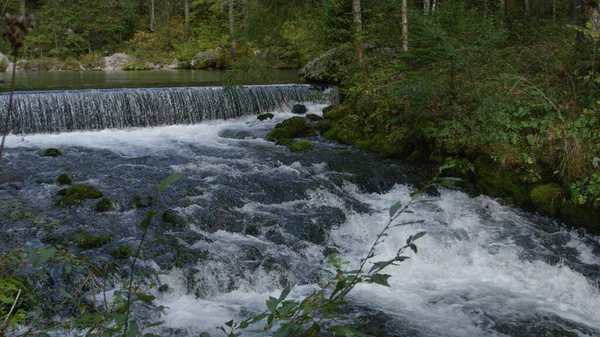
[229,0,236,61]
[150,0,156,32]
[352,0,364,64]
[185,0,190,34]
[402,0,408,51]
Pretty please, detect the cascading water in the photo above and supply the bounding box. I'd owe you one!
[0,88,599,337]
[0,84,330,134]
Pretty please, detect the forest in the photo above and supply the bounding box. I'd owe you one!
[1,0,600,336]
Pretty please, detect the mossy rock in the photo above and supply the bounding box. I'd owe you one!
[301,222,328,244]
[43,148,62,157]
[245,225,260,235]
[335,128,362,146]
[257,113,274,121]
[560,201,600,234]
[289,140,314,152]
[55,184,104,206]
[530,183,564,215]
[316,120,334,134]
[369,133,405,157]
[407,148,424,161]
[57,174,72,185]
[162,209,186,228]
[323,128,339,140]
[267,117,316,141]
[132,195,153,208]
[275,138,293,146]
[355,140,372,150]
[76,233,112,249]
[109,245,132,259]
[474,157,530,205]
[95,198,119,212]
[338,149,352,155]
[306,113,323,122]
[291,104,308,114]
[322,101,351,120]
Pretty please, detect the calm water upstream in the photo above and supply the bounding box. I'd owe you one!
[0,84,599,336]
[0,69,301,92]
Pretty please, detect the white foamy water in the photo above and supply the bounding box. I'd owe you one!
[3,100,599,337]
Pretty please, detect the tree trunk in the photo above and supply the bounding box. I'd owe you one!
[553,0,557,21]
[150,0,156,32]
[352,0,364,64]
[184,0,190,34]
[526,0,531,18]
[402,0,408,51]
[229,0,236,61]
[19,0,25,14]
[424,0,430,15]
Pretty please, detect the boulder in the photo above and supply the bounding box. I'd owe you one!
[103,53,129,71]
[55,184,103,206]
[57,174,72,185]
[191,51,219,69]
[291,104,307,115]
[257,113,274,121]
[289,140,314,152]
[43,148,62,157]
[266,117,317,141]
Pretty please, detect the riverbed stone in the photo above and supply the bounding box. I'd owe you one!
[266,117,317,141]
[289,140,314,152]
[257,113,274,121]
[75,233,112,249]
[57,173,72,185]
[292,104,307,114]
[55,184,104,206]
[95,198,119,212]
[43,148,62,157]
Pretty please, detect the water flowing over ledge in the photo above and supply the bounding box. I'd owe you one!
[0,84,336,134]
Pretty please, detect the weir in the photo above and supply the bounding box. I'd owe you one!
[0,84,333,134]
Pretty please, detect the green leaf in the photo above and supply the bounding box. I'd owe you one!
[438,163,456,172]
[389,201,402,218]
[59,288,74,300]
[332,325,356,336]
[410,244,418,254]
[266,297,278,312]
[126,320,139,337]
[412,231,427,241]
[278,286,290,302]
[369,274,392,287]
[157,173,184,194]
[527,134,536,146]
[199,332,212,337]
[39,247,56,264]
[369,260,394,274]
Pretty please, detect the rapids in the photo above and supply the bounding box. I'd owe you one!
[0,89,599,337]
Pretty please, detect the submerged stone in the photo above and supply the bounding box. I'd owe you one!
[132,195,153,208]
[43,148,62,157]
[76,233,112,249]
[55,184,103,206]
[162,209,186,228]
[57,173,72,185]
[257,113,274,121]
[95,198,119,212]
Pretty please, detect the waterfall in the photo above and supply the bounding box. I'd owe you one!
[0,85,334,134]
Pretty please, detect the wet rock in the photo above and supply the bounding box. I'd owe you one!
[162,209,186,228]
[43,148,62,157]
[245,225,260,235]
[530,183,564,215]
[218,129,255,140]
[291,104,307,114]
[275,138,293,146]
[55,184,103,206]
[95,198,119,212]
[265,228,286,245]
[267,117,317,141]
[257,113,274,121]
[109,245,132,259]
[289,140,314,152]
[306,113,322,121]
[57,173,72,185]
[103,53,129,71]
[75,233,112,249]
[245,246,262,260]
[132,195,153,208]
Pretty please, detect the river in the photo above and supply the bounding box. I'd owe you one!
[0,84,599,336]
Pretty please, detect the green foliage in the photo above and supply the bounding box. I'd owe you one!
[570,173,600,206]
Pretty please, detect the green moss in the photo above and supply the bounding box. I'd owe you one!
[560,201,600,234]
[530,183,564,215]
[267,117,316,141]
[132,195,153,208]
[76,233,112,249]
[474,157,530,205]
[338,149,352,155]
[355,140,372,150]
[306,114,323,121]
[407,148,424,161]
[245,225,260,235]
[43,148,62,157]
[322,101,351,120]
[323,128,339,140]
[257,113,274,121]
[57,174,72,185]
[109,245,132,259]
[316,120,334,134]
[275,138,293,146]
[95,198,118,212]
[370,133,405,157]
[55,184,104,206]
[289,140,314,152]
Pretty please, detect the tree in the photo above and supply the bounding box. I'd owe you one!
[402,0,408,51]
[150,0,156,32]
[352,0,364,64]
[185,0,190,34]
[229,0,236,61]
